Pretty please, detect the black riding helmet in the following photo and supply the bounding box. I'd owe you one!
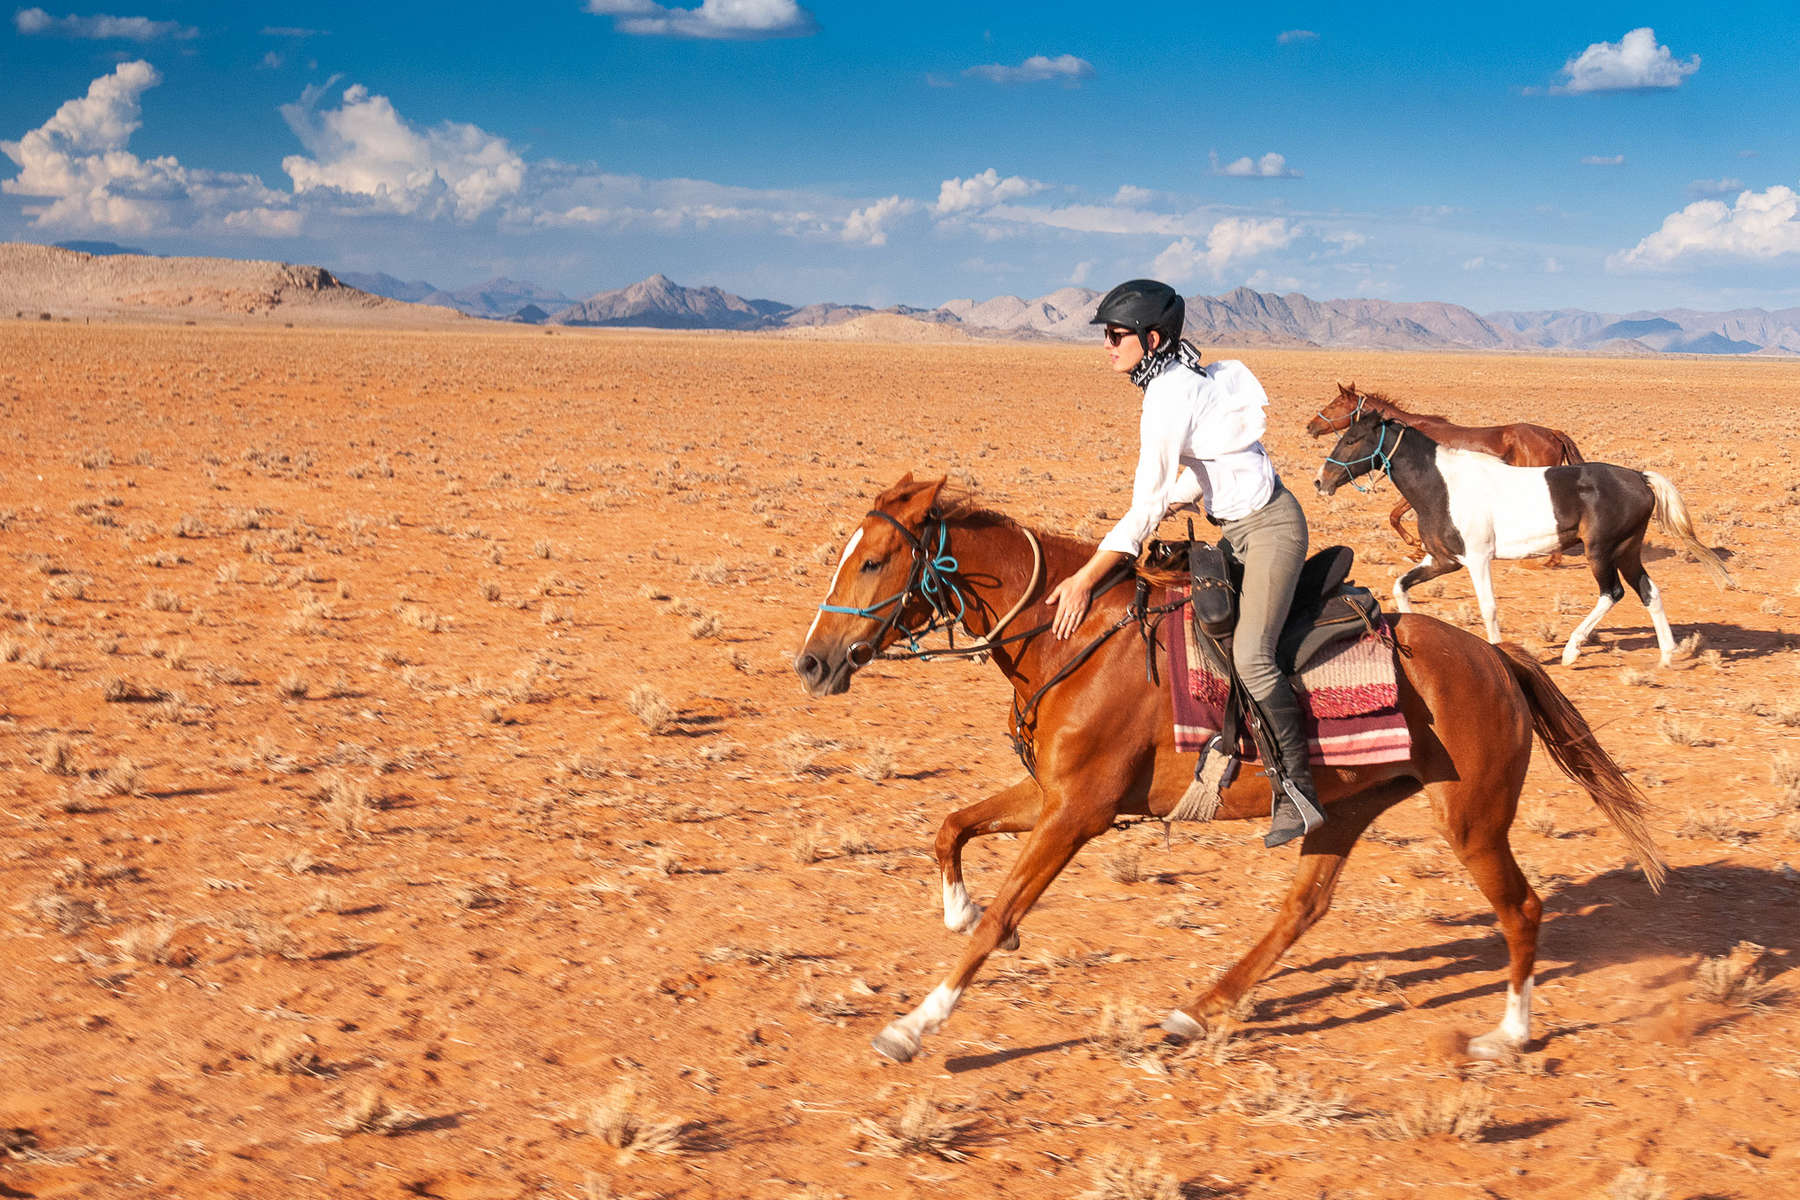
[1091,278,1185,356]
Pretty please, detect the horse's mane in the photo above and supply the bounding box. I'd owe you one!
[931,485,1189,589]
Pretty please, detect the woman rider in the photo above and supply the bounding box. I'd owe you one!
[1043,279,1325,848]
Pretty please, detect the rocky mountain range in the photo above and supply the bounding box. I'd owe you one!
[348,265,1797,355]
[11,240,1793,354]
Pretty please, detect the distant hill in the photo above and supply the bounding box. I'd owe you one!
[338,271,572,320]
[554,273,788,329]
[0,243,461,326]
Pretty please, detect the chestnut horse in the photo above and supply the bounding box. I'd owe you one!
[794,474,1664,1064]
[1306,383,1585,553]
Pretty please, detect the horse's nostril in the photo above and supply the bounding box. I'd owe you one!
[795,653,823,683]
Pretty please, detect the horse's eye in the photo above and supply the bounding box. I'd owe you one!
[858,558,886,574]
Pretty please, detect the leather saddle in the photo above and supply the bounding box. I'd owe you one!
[1170,540,1383,679]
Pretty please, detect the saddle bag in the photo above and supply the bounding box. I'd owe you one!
[1187,541,1237,640]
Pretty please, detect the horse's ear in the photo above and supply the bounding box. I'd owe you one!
[872,472,944,519]
[1337,380,1356,398]
[890,475,947,524]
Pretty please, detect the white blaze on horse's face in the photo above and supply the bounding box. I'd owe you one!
[802,527,863,647]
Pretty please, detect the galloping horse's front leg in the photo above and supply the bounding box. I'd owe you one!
[875,801,1111,1063]
[1165,785,1409,1035]
[1393,554,1461,615]
[936,778,1041,952]
[1386,498,1422,550]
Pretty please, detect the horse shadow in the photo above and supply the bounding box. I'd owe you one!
[1578,619,1790,664]
[1253,862,1798,1039]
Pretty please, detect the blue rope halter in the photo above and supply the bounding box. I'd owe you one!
[1322,409,1405,494]
[816,511,966,656]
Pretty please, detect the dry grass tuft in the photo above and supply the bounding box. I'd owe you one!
[38,736,79,776]
[1089,996,1148,1059]
[579,1082,689,1156]
[625,684,676,734]
[1654,715,1709,747]
[333,1088,422,1137]
[1226,1064,1353,1127]
[1103,846,1146,884]
[1369,1083,1494,1141]
[255,1032,325,1075]
[1691,941,1782,1009]
[854,1094,979,1162]
[1077,1149,1183,1200]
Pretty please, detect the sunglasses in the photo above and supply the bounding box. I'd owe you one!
[1103,327,1136,347]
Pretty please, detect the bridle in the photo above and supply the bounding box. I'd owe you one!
[1322,413,1406,494]
[815,509,1045,667]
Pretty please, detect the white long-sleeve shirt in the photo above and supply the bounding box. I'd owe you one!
[1097,358,1278,557]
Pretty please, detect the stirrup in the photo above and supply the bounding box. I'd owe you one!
[1264,779,1326,849]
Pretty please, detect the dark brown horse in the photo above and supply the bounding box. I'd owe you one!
[794,473,1663,1064]
[1307,383,1585,555]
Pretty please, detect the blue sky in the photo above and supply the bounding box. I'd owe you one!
[3,2,1798,313]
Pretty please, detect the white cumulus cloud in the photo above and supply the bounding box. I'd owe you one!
[1611,185,1800,270]
[14,6,195,39]
[280,83,525,221]
[1276,30,1318,45]
[1210,151,1300,179]
[841,195,917,246]
[1152,218,1296,283]
[584,0,816,39]
[964,54,1093,85]
[934,168,1044,215]
[0,60,288,234]
[1581,155,1625,166]
[1552,27,1698,94]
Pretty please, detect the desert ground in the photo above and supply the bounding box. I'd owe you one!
[1,320,1796,1200]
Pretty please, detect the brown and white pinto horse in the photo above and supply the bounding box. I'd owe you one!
[794,474,1664,1065]
[1307,384,1585,553]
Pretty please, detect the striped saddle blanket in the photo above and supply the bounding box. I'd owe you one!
[1165,587,1412,766]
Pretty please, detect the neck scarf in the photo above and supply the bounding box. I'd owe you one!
[1130,337,1205,389]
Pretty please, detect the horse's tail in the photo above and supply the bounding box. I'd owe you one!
[1553,429,1585,465]
[1642,471,1735,589]
[1497,643,1667,893]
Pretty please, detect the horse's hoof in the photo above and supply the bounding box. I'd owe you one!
[871,1026,920,1063]
[1465,1030,1522,1061]
[1161,1009,1205,1041]
[999,930,1021,952]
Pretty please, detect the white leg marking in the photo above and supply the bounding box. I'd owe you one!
[1394,557,1430,614]
[1468,978,1533,1059]
[1465,557,1502,642]
[942,879,983,934]
[1162,1009,1205,1040]
[802,528,863,647]
[1561,593,1615,666]
[873,983,963,1063]
[1643,580,1675,666]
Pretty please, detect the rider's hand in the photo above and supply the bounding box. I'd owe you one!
[1044,576,1093,641]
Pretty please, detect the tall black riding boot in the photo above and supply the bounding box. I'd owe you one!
[1254,682,1327,848]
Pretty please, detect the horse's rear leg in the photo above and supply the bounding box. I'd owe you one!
[1615,539,1675,666]
[1434,785,1543,1058]
[937,778,1040,949]
[1165,784,1410,1037]
[875,807,1104,1062]
[1561,537,1632,666]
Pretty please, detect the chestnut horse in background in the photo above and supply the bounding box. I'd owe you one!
[1307,383,1585,555]
[794,474,1664,1065]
